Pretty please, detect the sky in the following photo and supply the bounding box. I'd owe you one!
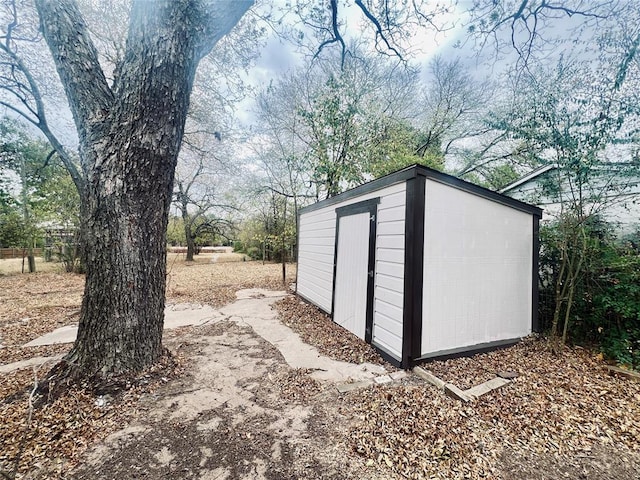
[235,0,469,127]
[1,1,616,168]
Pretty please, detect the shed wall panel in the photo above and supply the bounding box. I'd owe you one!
[371,184,406,360]
[421,179,533,356]
[297,207,336,312]
[297,182,406,332]
[374,285,403,309]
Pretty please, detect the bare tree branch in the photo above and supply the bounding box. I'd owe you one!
[354,0,404,61]
[313,0,345,68]
[0,1,83,191]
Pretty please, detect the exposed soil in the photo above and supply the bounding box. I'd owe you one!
[499,445,640,480]
[1,260,639,479]
[69,320,378,480]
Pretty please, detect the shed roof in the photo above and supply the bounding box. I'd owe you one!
[299,164,543,217]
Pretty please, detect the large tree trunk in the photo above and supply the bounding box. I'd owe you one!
[36,0,253,378]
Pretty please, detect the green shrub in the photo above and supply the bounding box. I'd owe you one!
[232,240,244,253]
[591,242,640,368]
[539,220,640,368]
[246,246,261,260]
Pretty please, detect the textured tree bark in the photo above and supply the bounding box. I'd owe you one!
[35,0,253,377]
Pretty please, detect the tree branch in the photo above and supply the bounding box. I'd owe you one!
[35,0,114,140]
[354,0,404,61]
[190,0,255,60]
[0,5,83,191]
[314,0,346,67]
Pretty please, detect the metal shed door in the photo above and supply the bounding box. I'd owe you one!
[332,199,378,342]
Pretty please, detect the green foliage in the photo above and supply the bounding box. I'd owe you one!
[591,239,640,368]
[167,216,184,246]
[245,246,261,260]
[237,193,296,263]
[365,118,444,178]
[601,326,640,370]
[0,208,26,247]
[540,220,640,368]
[52,236,83,273]
[297,74,368,197]
[0,118,80,249]
[258,48,432,201]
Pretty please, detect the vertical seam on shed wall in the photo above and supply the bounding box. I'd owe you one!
[532,214,541,332]
[401,174,426,369]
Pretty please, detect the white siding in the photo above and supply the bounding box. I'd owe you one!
[421,179,532,356]
[505,170,640,234]
[297,183,406,362]
[372,187,406,361]
[297,208,335,312]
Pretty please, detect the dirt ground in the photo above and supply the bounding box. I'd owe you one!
[1,258,639,479]
[71,320,379,480]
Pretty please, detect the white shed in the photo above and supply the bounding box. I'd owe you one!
[296,165,543,369]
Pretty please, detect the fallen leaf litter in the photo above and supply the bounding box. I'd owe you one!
[1,261,639,479]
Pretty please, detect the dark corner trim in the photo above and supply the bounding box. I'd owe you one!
[532,214,541,333]
[365,204,378,344]
[401,175,426,369]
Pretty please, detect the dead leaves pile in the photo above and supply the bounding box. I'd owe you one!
[0,344,70,367]
[2,265,639,479]
[274,296,386,365]
[0,261,298,479]
[0,273,83,347]
[0,353,184,479]
[274,368,323,403]
[346,339,640,479]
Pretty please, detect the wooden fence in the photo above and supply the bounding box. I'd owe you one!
[0,248,44,260]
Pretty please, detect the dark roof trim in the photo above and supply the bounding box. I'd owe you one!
[299,164,543,217]
[299,166,420,214]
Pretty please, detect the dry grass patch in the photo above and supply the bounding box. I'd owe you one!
[0,258,63,276]
[166,260,296,307]
[0,261,295,351]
